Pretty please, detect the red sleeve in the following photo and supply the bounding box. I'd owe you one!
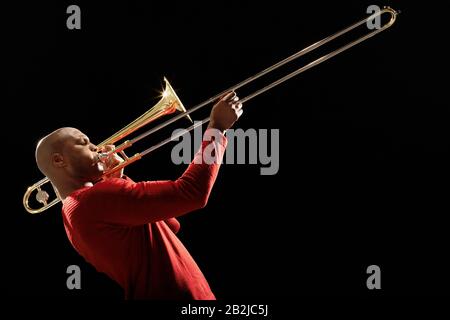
[164,218,180,234]
[83,129,227,226]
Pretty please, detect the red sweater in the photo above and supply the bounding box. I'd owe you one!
[61,129,226,299]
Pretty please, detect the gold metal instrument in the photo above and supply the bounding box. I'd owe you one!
[23,7,398,214]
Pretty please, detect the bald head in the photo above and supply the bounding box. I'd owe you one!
[35,127,82,179]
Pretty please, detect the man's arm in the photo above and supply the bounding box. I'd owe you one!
[86,131,225,226]
[86,92,242,226]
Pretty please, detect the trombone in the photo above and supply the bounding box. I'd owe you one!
[23,7,398,214]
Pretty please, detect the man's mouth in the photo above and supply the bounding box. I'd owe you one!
[92,153,106,171]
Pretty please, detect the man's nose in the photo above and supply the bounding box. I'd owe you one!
[90,143,98,152]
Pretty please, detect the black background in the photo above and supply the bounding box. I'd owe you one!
[4,0,449,303]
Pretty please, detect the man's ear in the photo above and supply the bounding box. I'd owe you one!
[52,153,66,168]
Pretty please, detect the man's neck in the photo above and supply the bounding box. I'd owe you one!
[55,178,93,200]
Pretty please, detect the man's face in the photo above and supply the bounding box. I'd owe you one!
[59,129,104,182]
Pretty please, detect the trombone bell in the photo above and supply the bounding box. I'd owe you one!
[98,77,192,146]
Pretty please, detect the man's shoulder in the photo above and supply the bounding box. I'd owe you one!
[80,177,141,204]
[91,177,134,192]
[63,178,134,222]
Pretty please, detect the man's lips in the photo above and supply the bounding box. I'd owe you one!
[92,153,104,169]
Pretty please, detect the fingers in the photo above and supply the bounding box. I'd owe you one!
[211,90,244,130]
[220,91,236,102]
[223,92,240,106]
[234,101,243,118]
[112,153,124,163]
[99,144,115,153]
[230,95,242,110]
[232,101,242,110]
[226,93,243,119]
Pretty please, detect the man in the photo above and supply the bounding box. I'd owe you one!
[35,92,243,299]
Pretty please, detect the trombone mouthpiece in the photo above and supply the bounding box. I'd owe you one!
[97,152,109,163]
